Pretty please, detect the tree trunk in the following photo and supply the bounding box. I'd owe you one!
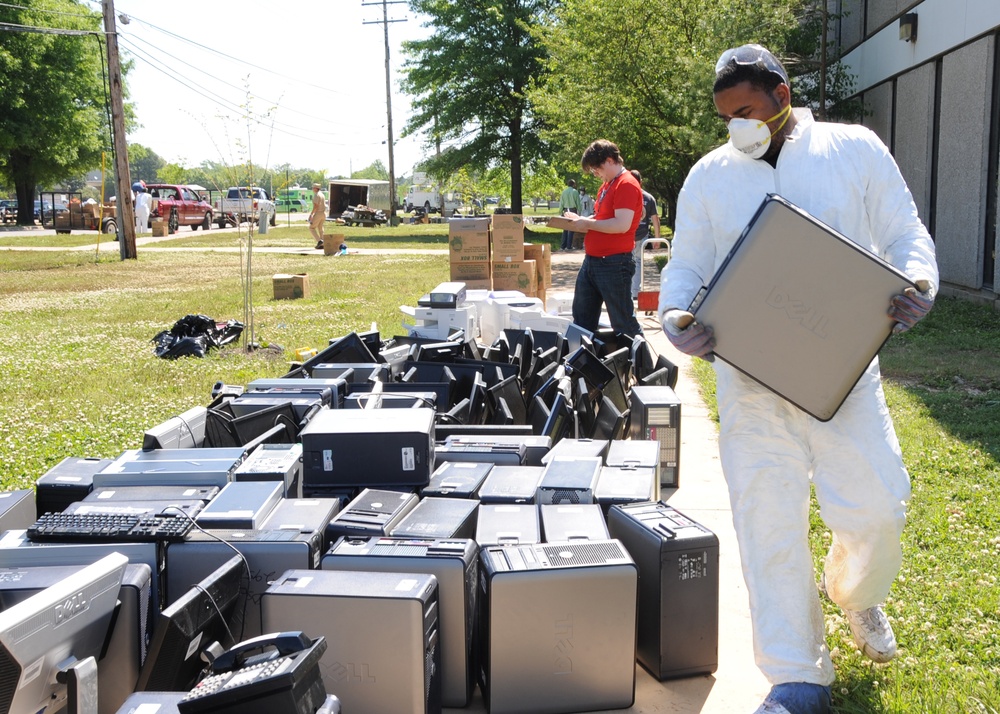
[11,151,37,226]
[509,116,523,213]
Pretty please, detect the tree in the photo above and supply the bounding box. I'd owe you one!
[401,0,554,214]
[129,144,165,186]
[522,160,561,210]
[352,159,389,181]
[0,0,126,224]
[530,0,807,228]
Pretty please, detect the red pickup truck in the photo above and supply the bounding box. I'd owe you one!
[144,184,214,233]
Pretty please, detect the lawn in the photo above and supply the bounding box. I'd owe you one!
[689,296,1000,713]
[0,234,997,713]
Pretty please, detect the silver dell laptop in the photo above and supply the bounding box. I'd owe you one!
[689,194,915,421]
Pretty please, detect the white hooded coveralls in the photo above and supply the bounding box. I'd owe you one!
[659,109,938,686]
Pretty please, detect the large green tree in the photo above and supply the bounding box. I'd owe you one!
[531,0,806,228]
[0,0,119,224]
[401,0,554,213]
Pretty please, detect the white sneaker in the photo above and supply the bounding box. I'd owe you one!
[844,604,897,663]
[818,573,897,663]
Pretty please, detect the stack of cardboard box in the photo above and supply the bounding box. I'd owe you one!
[448,217,492,289]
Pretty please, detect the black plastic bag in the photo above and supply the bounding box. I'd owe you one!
[152,314,245,359]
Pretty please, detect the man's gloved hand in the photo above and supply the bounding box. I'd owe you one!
[889,280,934,334]
[662,309,715,359]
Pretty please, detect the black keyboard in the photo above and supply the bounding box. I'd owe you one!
[26,512,194,543]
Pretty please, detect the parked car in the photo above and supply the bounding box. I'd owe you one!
[0,199,16,223]
[145,184,214,232]
[214,187,276,228]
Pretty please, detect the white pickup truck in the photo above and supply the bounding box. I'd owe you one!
[214,187,276,228]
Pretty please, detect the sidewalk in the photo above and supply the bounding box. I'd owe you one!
[461,249,769,713]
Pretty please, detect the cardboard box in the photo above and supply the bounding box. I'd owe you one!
[151,219,168,237]
[523,243,551,288]
[491,214,525,262]
[449,218,491,263]
[492,259,537,294]
[450,260,492,282]
[323,234,346,256]
[462,278,493,290]
[547,215,576,231]
[273,273,310,300]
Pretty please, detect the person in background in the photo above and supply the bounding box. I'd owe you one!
[658,43,938,714]
[310,182,327,250]
[133,181,151,235]
[561,139,644,338]
[558,178,582,251]
[629,169,661,300]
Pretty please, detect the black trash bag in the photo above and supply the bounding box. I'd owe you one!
[152,314,245,359]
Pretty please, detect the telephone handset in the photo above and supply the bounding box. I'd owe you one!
[209,630,312,672]
[178,631,329,714]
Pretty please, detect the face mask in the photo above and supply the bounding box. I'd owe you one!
[727,103,792,159]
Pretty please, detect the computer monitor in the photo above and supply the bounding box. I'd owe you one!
[631,335,657,382]
[529,395,551,436]
[565,346,616,392]
[414,341,465,362]
[204,401,299,449]
[592,395,628,441]
[523,361,558,406]
[530,330,565,359]
[135,554,248,692]
[487,375,527,425]
[143,405,207,451]
[602,347,633,393]
[574,377,599,439]
[491,397,514,425]
[0,552,127,714]
[302,332,377,373]
[467,373,488,425]
[541,392,574,443]
[564,323,594,354]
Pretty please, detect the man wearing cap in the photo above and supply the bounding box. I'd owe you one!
[658,44,937,714]
[309,182,327,250]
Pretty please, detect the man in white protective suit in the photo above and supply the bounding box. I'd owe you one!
[658,44,938,714]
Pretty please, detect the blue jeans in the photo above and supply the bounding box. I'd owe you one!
[572,252,642,338]
[561,229,574,250]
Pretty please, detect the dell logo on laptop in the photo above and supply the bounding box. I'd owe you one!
[765,286,829,338]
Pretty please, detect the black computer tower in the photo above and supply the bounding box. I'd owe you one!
[34,456,111,517]
[0,489,36,533]
[628,386,682,488]
[322,536,477,707]
[0,562,153,714]
[475,504,540,547]
[64,498,207,520]
[300,408,435,491]
[390,497,479,539]
[441,434,551,467]
[477,540,637,714]
[325,488,420,539]
[607,501,719,679]
[536,456,603,505]
[422,461,492,498]
[478,465,543,504]
[540,504,609,542]
[263,569,442,714]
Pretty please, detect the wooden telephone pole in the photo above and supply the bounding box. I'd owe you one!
[102,0,136,259]
[363,0,405,225]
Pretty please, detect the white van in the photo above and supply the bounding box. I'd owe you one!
[404,186,462,214]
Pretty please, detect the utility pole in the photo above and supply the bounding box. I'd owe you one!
[362,0,405,225]
[102,0,136,259]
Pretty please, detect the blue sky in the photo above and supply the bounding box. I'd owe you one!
[101,0,431,178]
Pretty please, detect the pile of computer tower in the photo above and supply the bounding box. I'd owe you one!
[1,314,713,714]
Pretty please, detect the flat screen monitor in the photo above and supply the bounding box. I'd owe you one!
[487,375,527,425]
[135,555,248,692]
[602,347,633,391]
[574,377,598,439]
[565,346,616,392]
[530,330,564,359]
[491,397,514,425]
[541,392,574,443]
[0,552,127,714]
[303,332,377,372]
[523,361,558,406]
[592,395,628,441]
[414,341,464,362]
[565,323,594,354]
[467,373,488,425]
[529,395,551,436]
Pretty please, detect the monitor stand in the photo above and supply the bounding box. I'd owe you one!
[57,656,99,714]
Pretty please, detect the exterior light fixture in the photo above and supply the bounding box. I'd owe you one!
[899,13,917,42]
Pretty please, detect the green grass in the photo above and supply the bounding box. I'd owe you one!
[686,297,1000,713]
